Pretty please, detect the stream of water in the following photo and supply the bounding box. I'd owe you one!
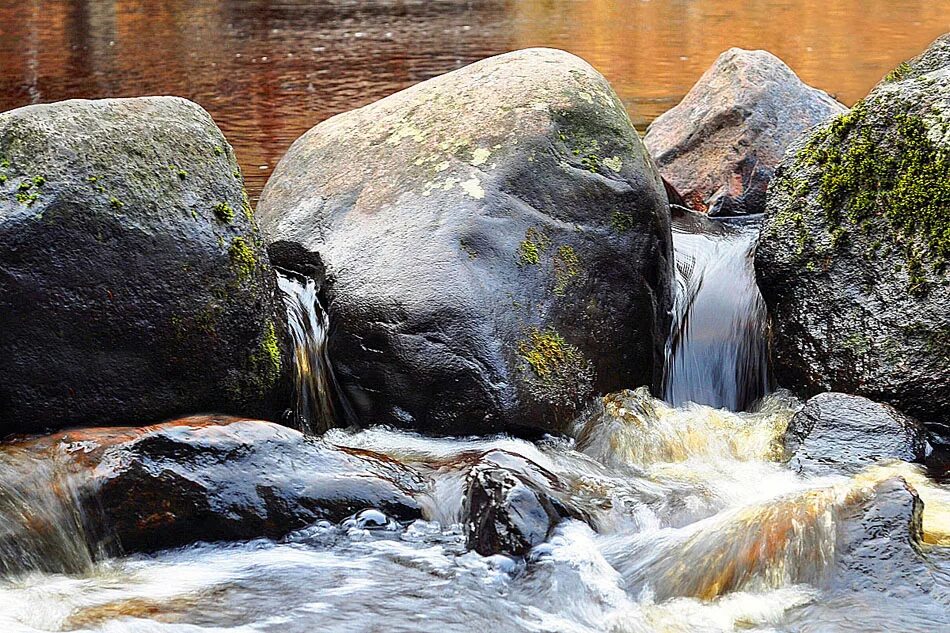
[664,211,769,411]
[1,217,949,632]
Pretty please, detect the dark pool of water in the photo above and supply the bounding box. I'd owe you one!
[1,0,948,202]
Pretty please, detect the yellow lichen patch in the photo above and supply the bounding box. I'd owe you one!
[603,156,623,172]
[471,147,491,166]
[461,176,484,199]
[553,245,580,295]
[517,327,594,408]
[386,122,425,145]
[518,227,551,266]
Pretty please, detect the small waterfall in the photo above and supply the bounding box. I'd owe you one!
[0,448,102,576]
[277,270,350,435]
[663,210,769,411]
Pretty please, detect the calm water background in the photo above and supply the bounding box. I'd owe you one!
[1,0,948,202]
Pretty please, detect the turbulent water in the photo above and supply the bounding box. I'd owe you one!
[2,393,949,632]
[2,221,949,632]
[664,211,770,411]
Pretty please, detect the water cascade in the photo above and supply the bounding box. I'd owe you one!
[663,209,770,411]
[277,271,350,435]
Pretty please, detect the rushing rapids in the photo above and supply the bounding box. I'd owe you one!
[1,217,948,633]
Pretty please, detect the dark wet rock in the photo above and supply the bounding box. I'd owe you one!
[785,393,929,475]
[0,97,288,436]
[754,34,950,439]
[790,477,950,630]
[644,48,845,216]
[9,416,423,553]
[258,48,673,436]
[462,450,587,557]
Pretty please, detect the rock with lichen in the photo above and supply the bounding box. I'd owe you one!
[258,48,673,435]
[644,48,845,217]
[0,97,288,435]
[754,33,950,440]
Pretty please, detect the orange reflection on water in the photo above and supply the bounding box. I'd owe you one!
[1,0,948,201]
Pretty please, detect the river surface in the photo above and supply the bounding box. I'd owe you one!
[1,0,948,202]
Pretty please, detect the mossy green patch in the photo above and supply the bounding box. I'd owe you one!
[241,189,253,220]
[229,236,257,280]
[517,328,593,408]
[109,197,124,209]
[518,227,550,266]
[884,62,911,83]
[254,319,281,386]
[797,99,950,289]
[610,210,637,233]
[214,201,235,223]
[553,245,580,295]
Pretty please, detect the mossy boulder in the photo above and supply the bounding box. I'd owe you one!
[258,48,673,435]
[645,48,845,216]
[0,97,287,435]
[755,34,950,438]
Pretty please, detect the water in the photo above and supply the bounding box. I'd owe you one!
[276,270,350,434]
[2,391,948,632]
[663,211,769,411]
[1,1,947,203]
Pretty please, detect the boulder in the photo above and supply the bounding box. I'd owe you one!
[4,416,423,556]
[258,48,673,435]
[784,393,929,475]
[462,449,587,557]
[0,97,288,436]
[755,34,950,436]
[644,48,845,216]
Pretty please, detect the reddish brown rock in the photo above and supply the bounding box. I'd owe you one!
[644,48,845,216]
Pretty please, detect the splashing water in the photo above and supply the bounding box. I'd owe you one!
[2,389,947,633]
[663,211,770,411]
[277,271,350,434]
[0,447,103,577]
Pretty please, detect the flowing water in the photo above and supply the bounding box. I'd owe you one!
[276,271,351,434]
[1,392,949,632]
[664,211,769,411]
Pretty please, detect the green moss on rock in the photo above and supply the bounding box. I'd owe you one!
[228,236,257,280]
[553,245,580,295]
[797,99,950,284]
[518,227,550,266]
[214,201,235,223]
[517,328,593,408]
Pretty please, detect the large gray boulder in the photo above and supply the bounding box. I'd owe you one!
[258,48,673,435]
[645,48,845,216]
[755,34,950,436]
[784,393,929,475]
[0,97,286,435]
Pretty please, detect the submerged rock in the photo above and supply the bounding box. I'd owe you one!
[0,97,287,436]
[8,416,423,554]
[462,450,586,557]
[755,34,950,437]
[785,393,929,475]
[258,48,673,436]
[644,48,845,216]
